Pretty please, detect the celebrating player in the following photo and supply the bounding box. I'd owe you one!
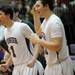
[0,4,44,75]
[30,0,73,75]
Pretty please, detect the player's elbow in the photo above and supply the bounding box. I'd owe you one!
[54,44,62,52]
[48,43,62,52]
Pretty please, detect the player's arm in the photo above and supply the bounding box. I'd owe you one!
[33,15,42,35]
[31,5,42,35]
[38,37,62,52]
[30,34,62,52]
[1,54,13,66]
[32,44,43,60]
[30,20,63,52]
[27,44,40,67]
[0,55,13,72]
[41,21,63,52]
[21,24,43,67]
[5,55,13,66]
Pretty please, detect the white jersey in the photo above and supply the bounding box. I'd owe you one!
[0,25,5,40]
[41,14,70,65]
[4,22,34,65]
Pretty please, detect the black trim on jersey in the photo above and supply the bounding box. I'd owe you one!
[25,38,33,55]
[37,70,39,75]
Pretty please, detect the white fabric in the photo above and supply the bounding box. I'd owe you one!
[44,58,73,75]
[41,14,73,75]
[12,61,44,75]
[4,22,33,66]
[0,25,5,40]
[4,22,44,75]
[41,14,69,65]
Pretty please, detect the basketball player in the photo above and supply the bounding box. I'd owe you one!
[0,4,44,75]
[30,0,73,75]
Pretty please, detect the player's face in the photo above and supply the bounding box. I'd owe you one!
[34,0,46,17]
[0,11,8,26]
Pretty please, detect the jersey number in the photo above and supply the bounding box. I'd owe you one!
[10,46,16,57]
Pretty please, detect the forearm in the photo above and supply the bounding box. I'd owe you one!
[3,51,10,61]
[6,55,13,66]
[39,39,62,52]
[30,33,62,52]
[32,44,40,61]
[33,16,42,35]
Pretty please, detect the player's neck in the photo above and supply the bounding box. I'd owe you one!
[45,11,53,21]
[5,19,14,28]
[16,17,21,22]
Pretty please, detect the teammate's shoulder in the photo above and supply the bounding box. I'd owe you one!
[13,21,31,31]
[53,14,61,21]
[14,21,28,27]
[50,14,62,24]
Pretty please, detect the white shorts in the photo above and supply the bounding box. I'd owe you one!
[44,58,73,75]
[12,60,44,75]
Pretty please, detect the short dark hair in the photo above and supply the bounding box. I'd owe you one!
[13,7,19,13]
[0,4,14,19]
[39,0,55,10]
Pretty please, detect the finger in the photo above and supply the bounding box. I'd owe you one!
[31,5,37,15]
[1,65,7,68]
[1,67,7,72]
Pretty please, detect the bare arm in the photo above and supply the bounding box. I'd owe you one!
[32,44,40,61]
[33,16,42,35]
[30,34,62,52]
[38,37,62,52]
[0,55,13,72]
[27,44,41,68]
[31,5,42,35]
[5,55,13,66]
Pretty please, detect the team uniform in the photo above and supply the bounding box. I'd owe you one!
[41,14,73,75]
[0,25,5,41]
[4,22,44,75]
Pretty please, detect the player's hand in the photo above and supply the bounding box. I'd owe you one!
[31,3,41,18]
[27,59,36,68]
[30,34,40,45]
[0,63,9,72]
